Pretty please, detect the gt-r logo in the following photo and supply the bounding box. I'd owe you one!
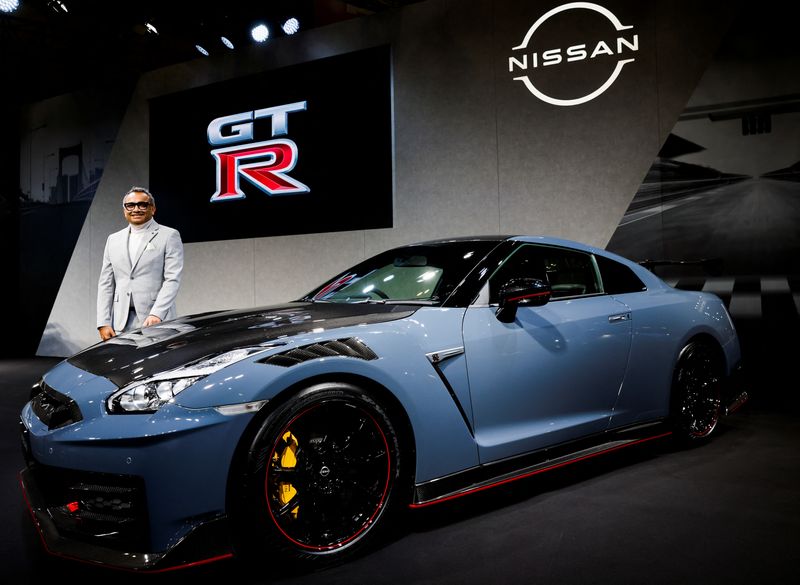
[207,101,309,202]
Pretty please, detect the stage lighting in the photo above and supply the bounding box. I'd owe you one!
[195,44,209,56]
[221,36,234,49]
[282,18,300,35]
[47,0,68,13]
[251,24,270,43]
[0,0,20,14]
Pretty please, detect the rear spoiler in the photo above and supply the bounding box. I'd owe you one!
[638,257,723,276]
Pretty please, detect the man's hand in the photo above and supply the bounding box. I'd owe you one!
[98,325,116,341]
[143,315,162,327]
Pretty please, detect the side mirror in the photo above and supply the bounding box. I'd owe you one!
[496,278,551,323]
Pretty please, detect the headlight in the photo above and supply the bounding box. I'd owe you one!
[107,347,269,414]
[109,376,201,413]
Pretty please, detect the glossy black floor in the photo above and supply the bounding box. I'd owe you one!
[2,316,799,584]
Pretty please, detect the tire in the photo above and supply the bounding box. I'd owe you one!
[671,340,723,444]
[232,382,402,569]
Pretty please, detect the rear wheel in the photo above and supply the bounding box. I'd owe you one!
[671,340,723,444]
[233,383,401,568]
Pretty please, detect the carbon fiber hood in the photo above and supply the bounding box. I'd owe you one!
[68,302,416,388]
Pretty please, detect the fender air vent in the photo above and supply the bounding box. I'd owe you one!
[30,382,84,430]
[260,338,378,367]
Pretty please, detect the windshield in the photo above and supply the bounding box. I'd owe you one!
[303,241,500,304]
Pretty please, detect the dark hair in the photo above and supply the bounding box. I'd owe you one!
[123,186,155,205]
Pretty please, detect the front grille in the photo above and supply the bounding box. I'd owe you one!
[260,337,379,367]
[28,464,150,551]
[30,381,83,430]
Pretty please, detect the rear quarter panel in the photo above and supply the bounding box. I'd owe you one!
[608,285,739,428]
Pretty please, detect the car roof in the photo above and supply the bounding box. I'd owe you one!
[509,235,601,253]
[411,235,599,254]
[410,235,513,246]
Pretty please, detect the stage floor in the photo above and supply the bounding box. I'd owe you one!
[3,337,798,584]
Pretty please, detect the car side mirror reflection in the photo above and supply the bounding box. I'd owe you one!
[495,278,551,323]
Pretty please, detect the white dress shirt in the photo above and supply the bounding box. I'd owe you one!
[127,219,154,310]
[128,218,154,265]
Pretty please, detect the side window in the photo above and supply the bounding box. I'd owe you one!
[595,255,646,294]
[543,248,600,298]
[488,245,600,303]
[488,245,547,303]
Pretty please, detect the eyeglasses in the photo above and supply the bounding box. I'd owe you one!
[123,201,152,211]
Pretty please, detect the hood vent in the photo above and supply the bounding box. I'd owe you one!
[260,337,378,368]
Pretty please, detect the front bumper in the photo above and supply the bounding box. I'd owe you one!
[18,364,259,571]
[19,464,233,571]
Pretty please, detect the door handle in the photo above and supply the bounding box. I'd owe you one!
[608,313,631,323]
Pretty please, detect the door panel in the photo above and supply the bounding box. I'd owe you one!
[463,295,632,463]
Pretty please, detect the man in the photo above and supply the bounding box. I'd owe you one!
[96,187,184,340]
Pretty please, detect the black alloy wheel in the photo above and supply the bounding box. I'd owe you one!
[236,383,402,567]
[672,340,723,443]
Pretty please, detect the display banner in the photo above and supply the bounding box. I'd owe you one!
[149,46,392,243]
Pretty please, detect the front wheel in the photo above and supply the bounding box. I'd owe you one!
[233,383,402,568]
[671,340,723,444]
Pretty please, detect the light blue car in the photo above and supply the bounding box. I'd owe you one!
[19,236,746,572]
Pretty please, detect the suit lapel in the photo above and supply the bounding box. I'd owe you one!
[120,229,133,271]
[130,222,160,272]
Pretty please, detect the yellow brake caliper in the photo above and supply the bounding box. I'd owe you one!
[276,431,300,519]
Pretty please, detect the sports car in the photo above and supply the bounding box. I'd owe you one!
[19,235,747,572]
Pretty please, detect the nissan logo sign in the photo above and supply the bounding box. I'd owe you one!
[508,2,639,106]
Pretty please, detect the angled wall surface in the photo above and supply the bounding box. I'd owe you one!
[38,0,735,355]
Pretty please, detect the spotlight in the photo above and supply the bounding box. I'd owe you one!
[195,45,209,56]
[144,22,159,35]
[220,36,234,49]
[251,24,270,43]
[282,18,300,35]
[47,0,68,13]
[0,0,19,14]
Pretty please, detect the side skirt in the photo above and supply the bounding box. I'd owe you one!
[410,421,672,508]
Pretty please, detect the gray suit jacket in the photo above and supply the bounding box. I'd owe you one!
[97,221,184,332]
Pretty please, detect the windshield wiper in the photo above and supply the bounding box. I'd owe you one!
[301,296,437,306]
[380,299,438,305]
